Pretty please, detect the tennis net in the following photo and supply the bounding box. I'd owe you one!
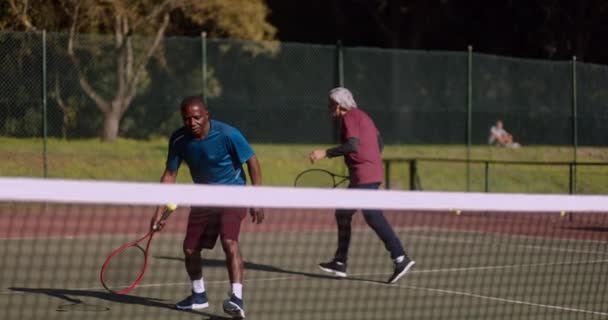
[1,177,607,319]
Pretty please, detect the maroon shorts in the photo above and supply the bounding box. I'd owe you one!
[183,206,247,251]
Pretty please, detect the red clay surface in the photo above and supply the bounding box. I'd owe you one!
[0,204,607,241]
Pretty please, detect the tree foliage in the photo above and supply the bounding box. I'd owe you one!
[2,0,277,141]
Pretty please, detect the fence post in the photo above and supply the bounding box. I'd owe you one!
[409,160,417,190]
[466,45,473,191]
[569,163,574,194]
[336,40,344,87]
[333,41,344,144]
[42,30,48,178]
[384,160,391,189]
[571,56,578,194]
[201,31,207,105]
[484,161,489,192]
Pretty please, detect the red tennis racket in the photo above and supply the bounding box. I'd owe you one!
[99,204,177,294]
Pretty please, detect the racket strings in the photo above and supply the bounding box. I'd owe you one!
[101,245,147,292]
[295,171,335,188]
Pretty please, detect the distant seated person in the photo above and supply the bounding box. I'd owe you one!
[488,120,521,148]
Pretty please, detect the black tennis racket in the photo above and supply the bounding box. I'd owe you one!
[294,169,349,188]
[99,204,176,294]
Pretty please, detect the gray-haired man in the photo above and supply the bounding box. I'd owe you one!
[309,87,415,284]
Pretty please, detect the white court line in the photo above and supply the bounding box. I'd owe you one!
[352,258,608,277]
[518,244,608,255]
[0,234,145,241]
[405,234,608,256]
[3,266,607,317]
[251,268,608,317]
[1,230,606,316]
[399,225,608,245]
[0,277,293,295]
[386,282,608,317]
[3,230,605,257]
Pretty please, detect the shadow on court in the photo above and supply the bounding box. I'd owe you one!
[155,256,388,285]
[6,258,387,319]
[9,287,232,320]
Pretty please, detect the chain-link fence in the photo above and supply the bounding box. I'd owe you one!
[0,32,43,138]
[1,31,607,185]
[2,31,607,145]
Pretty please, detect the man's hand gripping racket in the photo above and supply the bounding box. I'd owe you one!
[99,204,178,294]
[151,203,178,231]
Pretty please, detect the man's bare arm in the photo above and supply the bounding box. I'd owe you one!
[246,155,262,186]
[246,155,264,223]
[150,169,178,230]
[160,169,178,184]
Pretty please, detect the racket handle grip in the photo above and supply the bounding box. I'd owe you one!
[153,204,177,231]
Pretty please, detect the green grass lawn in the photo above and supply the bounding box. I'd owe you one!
[1,137,607,194]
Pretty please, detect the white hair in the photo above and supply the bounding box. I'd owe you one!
[329,87,358,109]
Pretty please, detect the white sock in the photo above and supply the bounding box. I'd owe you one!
[192,278,205,293]
[395,255,405,263]
[231,283,243,299]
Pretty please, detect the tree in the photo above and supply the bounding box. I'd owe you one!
[5,0,276,142]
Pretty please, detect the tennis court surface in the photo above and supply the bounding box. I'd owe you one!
[1,178,607,319]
